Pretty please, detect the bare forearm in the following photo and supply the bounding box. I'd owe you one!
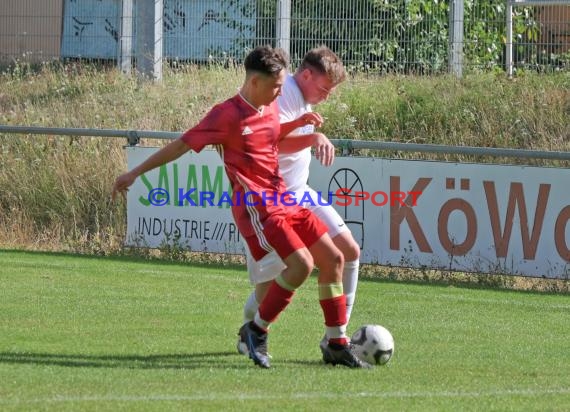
[130,138,189,177]
[279,118,304,139]
[279,132,335,167]
[278,134,316,153]
[112,137,192,200]
[279,112,324,140]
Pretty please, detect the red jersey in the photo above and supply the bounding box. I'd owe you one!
[180,94,304,259]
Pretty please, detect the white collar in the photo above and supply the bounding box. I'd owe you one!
[238,91,264,115]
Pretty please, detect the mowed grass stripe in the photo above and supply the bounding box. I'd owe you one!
[0,250,569,412]
[2,386,570,406]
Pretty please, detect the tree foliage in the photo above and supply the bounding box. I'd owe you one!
[223,0,554,73]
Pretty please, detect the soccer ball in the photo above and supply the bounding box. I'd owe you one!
[351,324,394,365]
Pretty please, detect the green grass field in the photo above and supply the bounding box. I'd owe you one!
[0,249,569,411]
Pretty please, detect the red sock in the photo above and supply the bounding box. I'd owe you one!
[258,280,295,325]
[320,295,348,346]
[320,294,347,326]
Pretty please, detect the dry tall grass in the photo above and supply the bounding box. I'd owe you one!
[1,62,569,292]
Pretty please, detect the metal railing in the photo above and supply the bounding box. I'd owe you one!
[3,124,570,162]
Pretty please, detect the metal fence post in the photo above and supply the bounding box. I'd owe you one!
[276,0,291,57]
[449,0,464,78]
[119,0,133,76]
[506,1,514,78]
[136,0,163,82]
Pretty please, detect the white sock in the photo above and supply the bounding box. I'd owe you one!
[242,290,259,325]
[343,259,360,323]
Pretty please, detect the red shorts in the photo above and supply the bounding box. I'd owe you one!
[245,207,327,261]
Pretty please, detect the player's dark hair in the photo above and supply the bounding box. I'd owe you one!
[244,45,289,77]
[299,45,346,85]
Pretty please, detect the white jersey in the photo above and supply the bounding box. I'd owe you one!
[246,74,351,284]
[277,74,314,193]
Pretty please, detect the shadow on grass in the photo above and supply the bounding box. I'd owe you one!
[0,351,332,370]
[0,351,242,370]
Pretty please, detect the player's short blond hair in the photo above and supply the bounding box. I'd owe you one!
[299,46,346,85]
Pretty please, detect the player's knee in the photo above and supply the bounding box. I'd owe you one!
[334,234,360,262]
[327,248,344,274]
[344,239,360,262]
[288,250,314,277]
[299,253,314,276]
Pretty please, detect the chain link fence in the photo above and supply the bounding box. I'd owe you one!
[1,0,569,74]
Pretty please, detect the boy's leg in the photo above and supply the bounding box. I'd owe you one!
[240,247,313,368]
[331,231,360,323]
[237,286,263,355]
[317,231,360,355]
[306,192,361,325]
[305,193,361,352]
[238,242,286,353]
[241,207,369,368]
[240,212,320,368]
[286,207,348,343]
[251,208,325,331]
[253,247,314,329]
[240,236,359,355]
[309,234,370,368]
[241,250,285,326]
[308,233,346,344]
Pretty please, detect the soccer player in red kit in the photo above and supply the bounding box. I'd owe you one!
[112,45,369,369]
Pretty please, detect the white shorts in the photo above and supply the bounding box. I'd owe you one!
[245,185,350,285]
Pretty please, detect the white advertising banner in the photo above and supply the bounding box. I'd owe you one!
[126,147,570,278]
[126,147,243,254]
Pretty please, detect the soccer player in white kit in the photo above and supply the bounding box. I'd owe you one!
[238,46,361,360]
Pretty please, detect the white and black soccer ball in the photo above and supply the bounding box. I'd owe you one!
[351,324,394,365]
